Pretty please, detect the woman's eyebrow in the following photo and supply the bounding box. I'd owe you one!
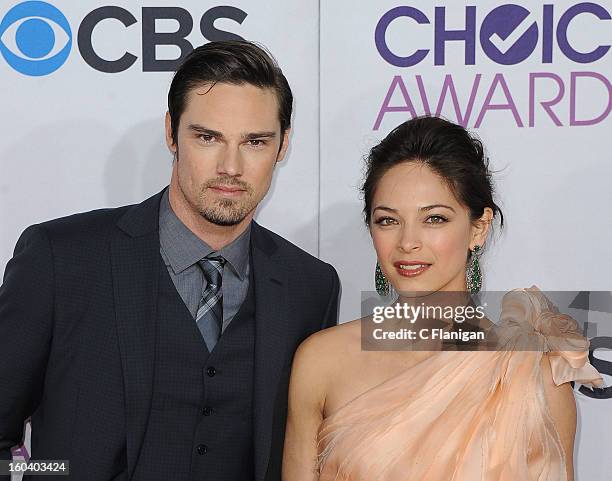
[420,204,456,213]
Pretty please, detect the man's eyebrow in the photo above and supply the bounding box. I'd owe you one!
[188,124,224,138]
[243,131,277,140]
[187,124,277,141]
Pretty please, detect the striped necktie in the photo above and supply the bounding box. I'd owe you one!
[196,255,225,351]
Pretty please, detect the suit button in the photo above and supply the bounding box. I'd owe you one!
[196,444,208,455]
[207,366,216,377]
[202,407,213,416]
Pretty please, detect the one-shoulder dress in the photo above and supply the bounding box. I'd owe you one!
[316,287,605,481]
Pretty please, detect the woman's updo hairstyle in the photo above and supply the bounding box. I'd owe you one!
[361,116,504,233]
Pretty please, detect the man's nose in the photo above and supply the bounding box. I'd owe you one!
[217,146,243,177]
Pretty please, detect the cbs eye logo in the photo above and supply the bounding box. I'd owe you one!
[0,1,71,76]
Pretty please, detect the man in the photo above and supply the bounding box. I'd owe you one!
[0,41,340,481]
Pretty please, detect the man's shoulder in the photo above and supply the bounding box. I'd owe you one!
[28,189,164,244]
[9,203,140,263]
[23,193,157,251]
[36,204,132,238]
[253,222,336,275]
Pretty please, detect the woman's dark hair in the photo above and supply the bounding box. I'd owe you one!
[361,116,504,231]
[168,40,293,146]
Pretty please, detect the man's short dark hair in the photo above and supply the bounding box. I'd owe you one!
[168,40,293,146]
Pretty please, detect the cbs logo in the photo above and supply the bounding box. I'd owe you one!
[0,1,248,76]
[0,1,71,76]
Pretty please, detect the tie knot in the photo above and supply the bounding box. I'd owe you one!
[198,255,225,287]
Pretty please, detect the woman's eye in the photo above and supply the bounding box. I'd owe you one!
[426,215,448,224]
[374,217,397,226]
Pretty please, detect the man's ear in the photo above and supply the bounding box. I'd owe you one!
[165,112,177,156]
[276,128,291,162]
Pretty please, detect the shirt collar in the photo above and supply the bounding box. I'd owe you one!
[158,188,251,280]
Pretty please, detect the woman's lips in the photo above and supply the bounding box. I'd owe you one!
[393,261,432,278]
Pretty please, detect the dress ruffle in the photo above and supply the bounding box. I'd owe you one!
[497,286,604,388]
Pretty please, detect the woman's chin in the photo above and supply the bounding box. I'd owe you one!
[393,283,438,298]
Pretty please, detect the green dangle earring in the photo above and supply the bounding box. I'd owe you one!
[375,262,390,296]
[466,245,482,294]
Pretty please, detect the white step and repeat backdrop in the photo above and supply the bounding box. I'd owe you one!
[1,0,611,479]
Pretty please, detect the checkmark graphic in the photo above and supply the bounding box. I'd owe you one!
[489,14,536,55]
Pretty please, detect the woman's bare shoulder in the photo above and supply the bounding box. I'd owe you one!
[288,318,366,412]
[292,317,365,371]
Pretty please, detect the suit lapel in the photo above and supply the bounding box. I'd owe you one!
[251,222,290,481]
[111,190,164,479]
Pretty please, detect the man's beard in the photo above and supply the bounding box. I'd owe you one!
[197,178,257,226]
[199,197,254,226]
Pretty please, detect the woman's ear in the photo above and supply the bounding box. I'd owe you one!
[471,207,494,248]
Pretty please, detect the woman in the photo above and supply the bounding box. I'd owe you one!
[282,116,604,481]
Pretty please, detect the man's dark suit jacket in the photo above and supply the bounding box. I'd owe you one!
[0,189,340,481]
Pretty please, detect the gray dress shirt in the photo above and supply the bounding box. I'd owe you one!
[158,189,250,333]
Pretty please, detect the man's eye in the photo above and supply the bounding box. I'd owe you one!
[425,215,448,224]
[198,134,215,143]
[248,139,266,147]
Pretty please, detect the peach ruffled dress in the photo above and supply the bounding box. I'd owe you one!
[316,287,604,481]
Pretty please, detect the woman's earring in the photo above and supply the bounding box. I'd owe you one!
[375,262,390,296]
[466,245,482,294]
